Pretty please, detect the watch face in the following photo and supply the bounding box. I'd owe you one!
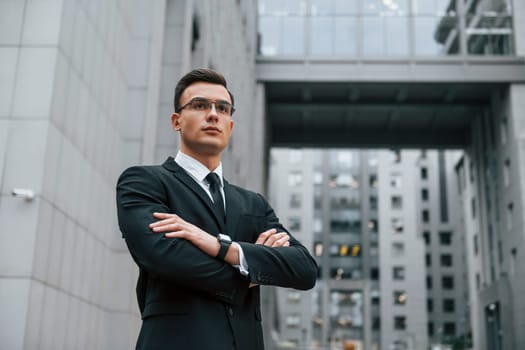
[218,233,232,242]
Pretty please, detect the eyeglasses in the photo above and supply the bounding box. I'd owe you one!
[177,97,235,116]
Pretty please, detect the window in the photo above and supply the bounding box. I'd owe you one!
[471,197,476,218]
[392,218,404,233]
[507,202,514,230]
[428,322,434,337]
[443,322,456,336]
[372,317,381,330]
[442,276,454,290]
[391,196,403,209]
[503,159,510,187]
[421,167,428,179]
[474,234,479,256]
[390,173,402,188]
[426,276,433,289]
[287,292,301,303]
[392,242,405,256]
[439,231,452,245]
[422,210,430,223]
[440,254,453,267]
[427,299,433,312]
[394,316,406,330]
[371,267,379,280]
[500,117,508,144]
[286,314,300,328]
[443,299,455,312]
[421,188,429,201]
[314,242,323,256]
[394,291,407,305]
[289,217,301,231]
[391,150,402,163]
[370,174,378,188]
[289,193,301,208]
[393,266,405,280]
[313,172,323,185]
[289,149,303,163]
[288,172,303,187]
[370,195,378,210]
[423,231,430,245]
[425,253,431,267]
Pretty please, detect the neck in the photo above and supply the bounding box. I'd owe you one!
[180,149,221,171]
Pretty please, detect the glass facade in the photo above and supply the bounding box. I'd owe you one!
[258,0,514,57]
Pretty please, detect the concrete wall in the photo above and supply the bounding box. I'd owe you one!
[0,0,263,349]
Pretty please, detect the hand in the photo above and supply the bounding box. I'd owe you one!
[255,228,290,247]
[249,229,290,288]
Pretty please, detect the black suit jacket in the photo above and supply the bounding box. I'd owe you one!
[116,157,318,350]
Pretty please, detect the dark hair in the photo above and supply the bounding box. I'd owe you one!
[174,68,235,112]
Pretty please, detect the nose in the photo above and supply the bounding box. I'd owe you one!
[206,103,219,121]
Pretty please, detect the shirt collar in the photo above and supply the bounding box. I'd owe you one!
[174,151,224,187]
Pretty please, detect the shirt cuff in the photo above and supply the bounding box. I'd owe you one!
[232,242,249,276]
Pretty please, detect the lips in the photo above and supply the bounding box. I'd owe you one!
[202,126,221,133]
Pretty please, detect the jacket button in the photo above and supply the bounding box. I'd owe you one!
[228,307,234,316]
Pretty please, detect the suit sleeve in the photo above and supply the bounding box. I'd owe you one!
[238,194,318,290]
[116,166,249,305]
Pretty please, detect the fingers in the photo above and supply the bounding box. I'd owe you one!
[256,229,290,247]
[150,213,185,233]
[255,228,277,244]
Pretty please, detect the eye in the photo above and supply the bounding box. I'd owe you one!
[216,103,229,114]
[192,100,209,110]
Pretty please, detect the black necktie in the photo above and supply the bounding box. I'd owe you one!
[206,173,225,221]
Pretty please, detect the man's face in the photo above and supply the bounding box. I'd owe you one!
[171,82,234,159]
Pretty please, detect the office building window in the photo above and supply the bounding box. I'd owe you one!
[474,234,479,256]
[426,276,433,289]
[392,218,404,233]
[423,231,431,245]
[314,242,323,257]
[286,314,301,328]
[442,276,454,289]
[476,273,481,290]
[428,322,434,337]
[471,197,476,218]
[370,174,378,188]
[391,196,403,209]
[393,266,405,280]
[390,173,402,188]
[370,195,378,210]
[443,299,455,312]
[313,172,323,185]
[443,322,456,336]
[288,171,303,187]
[507,202,514,230]
[289,217,301,231]
[440,254,453,267]
[287,291,301,303]
[289,150,303,163]
[392,242,405,256]
[421,167,428,179]
[372,317,381,330]
[503,159,510,187]
[391,150,402,163]
[500,117,508,144]
[368,219,378,232]
[289,193,301,208]
[371,267,379,280]
[425,253,431,267]
[422,210,430,223]
[439,231,452,245]
[394,316,407,330]
[427,299,433,313]
[421,188,429,201]
[394,291,407,305]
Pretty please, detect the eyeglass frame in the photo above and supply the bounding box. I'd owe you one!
[176,97,236,116]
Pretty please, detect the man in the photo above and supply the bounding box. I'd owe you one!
[116,68,318,350]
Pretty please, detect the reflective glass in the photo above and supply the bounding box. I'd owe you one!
[385,16,409,56]
[362,17,384,55]
[412,0,452,15]
[334,17,358,55]
[413,16,459,55]
[258,0,306,15]
[311,17,332,55]
[282,17,305,55]
[466,14,514,55]
[259,17,280,56]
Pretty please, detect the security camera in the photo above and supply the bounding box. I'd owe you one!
[11,188,35,201]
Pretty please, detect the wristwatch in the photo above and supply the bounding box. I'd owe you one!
[216,233,232,260]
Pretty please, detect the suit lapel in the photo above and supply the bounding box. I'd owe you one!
[224,181,242,240]
[162,157,225,231]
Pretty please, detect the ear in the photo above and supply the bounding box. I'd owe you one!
[171,113,181,131]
